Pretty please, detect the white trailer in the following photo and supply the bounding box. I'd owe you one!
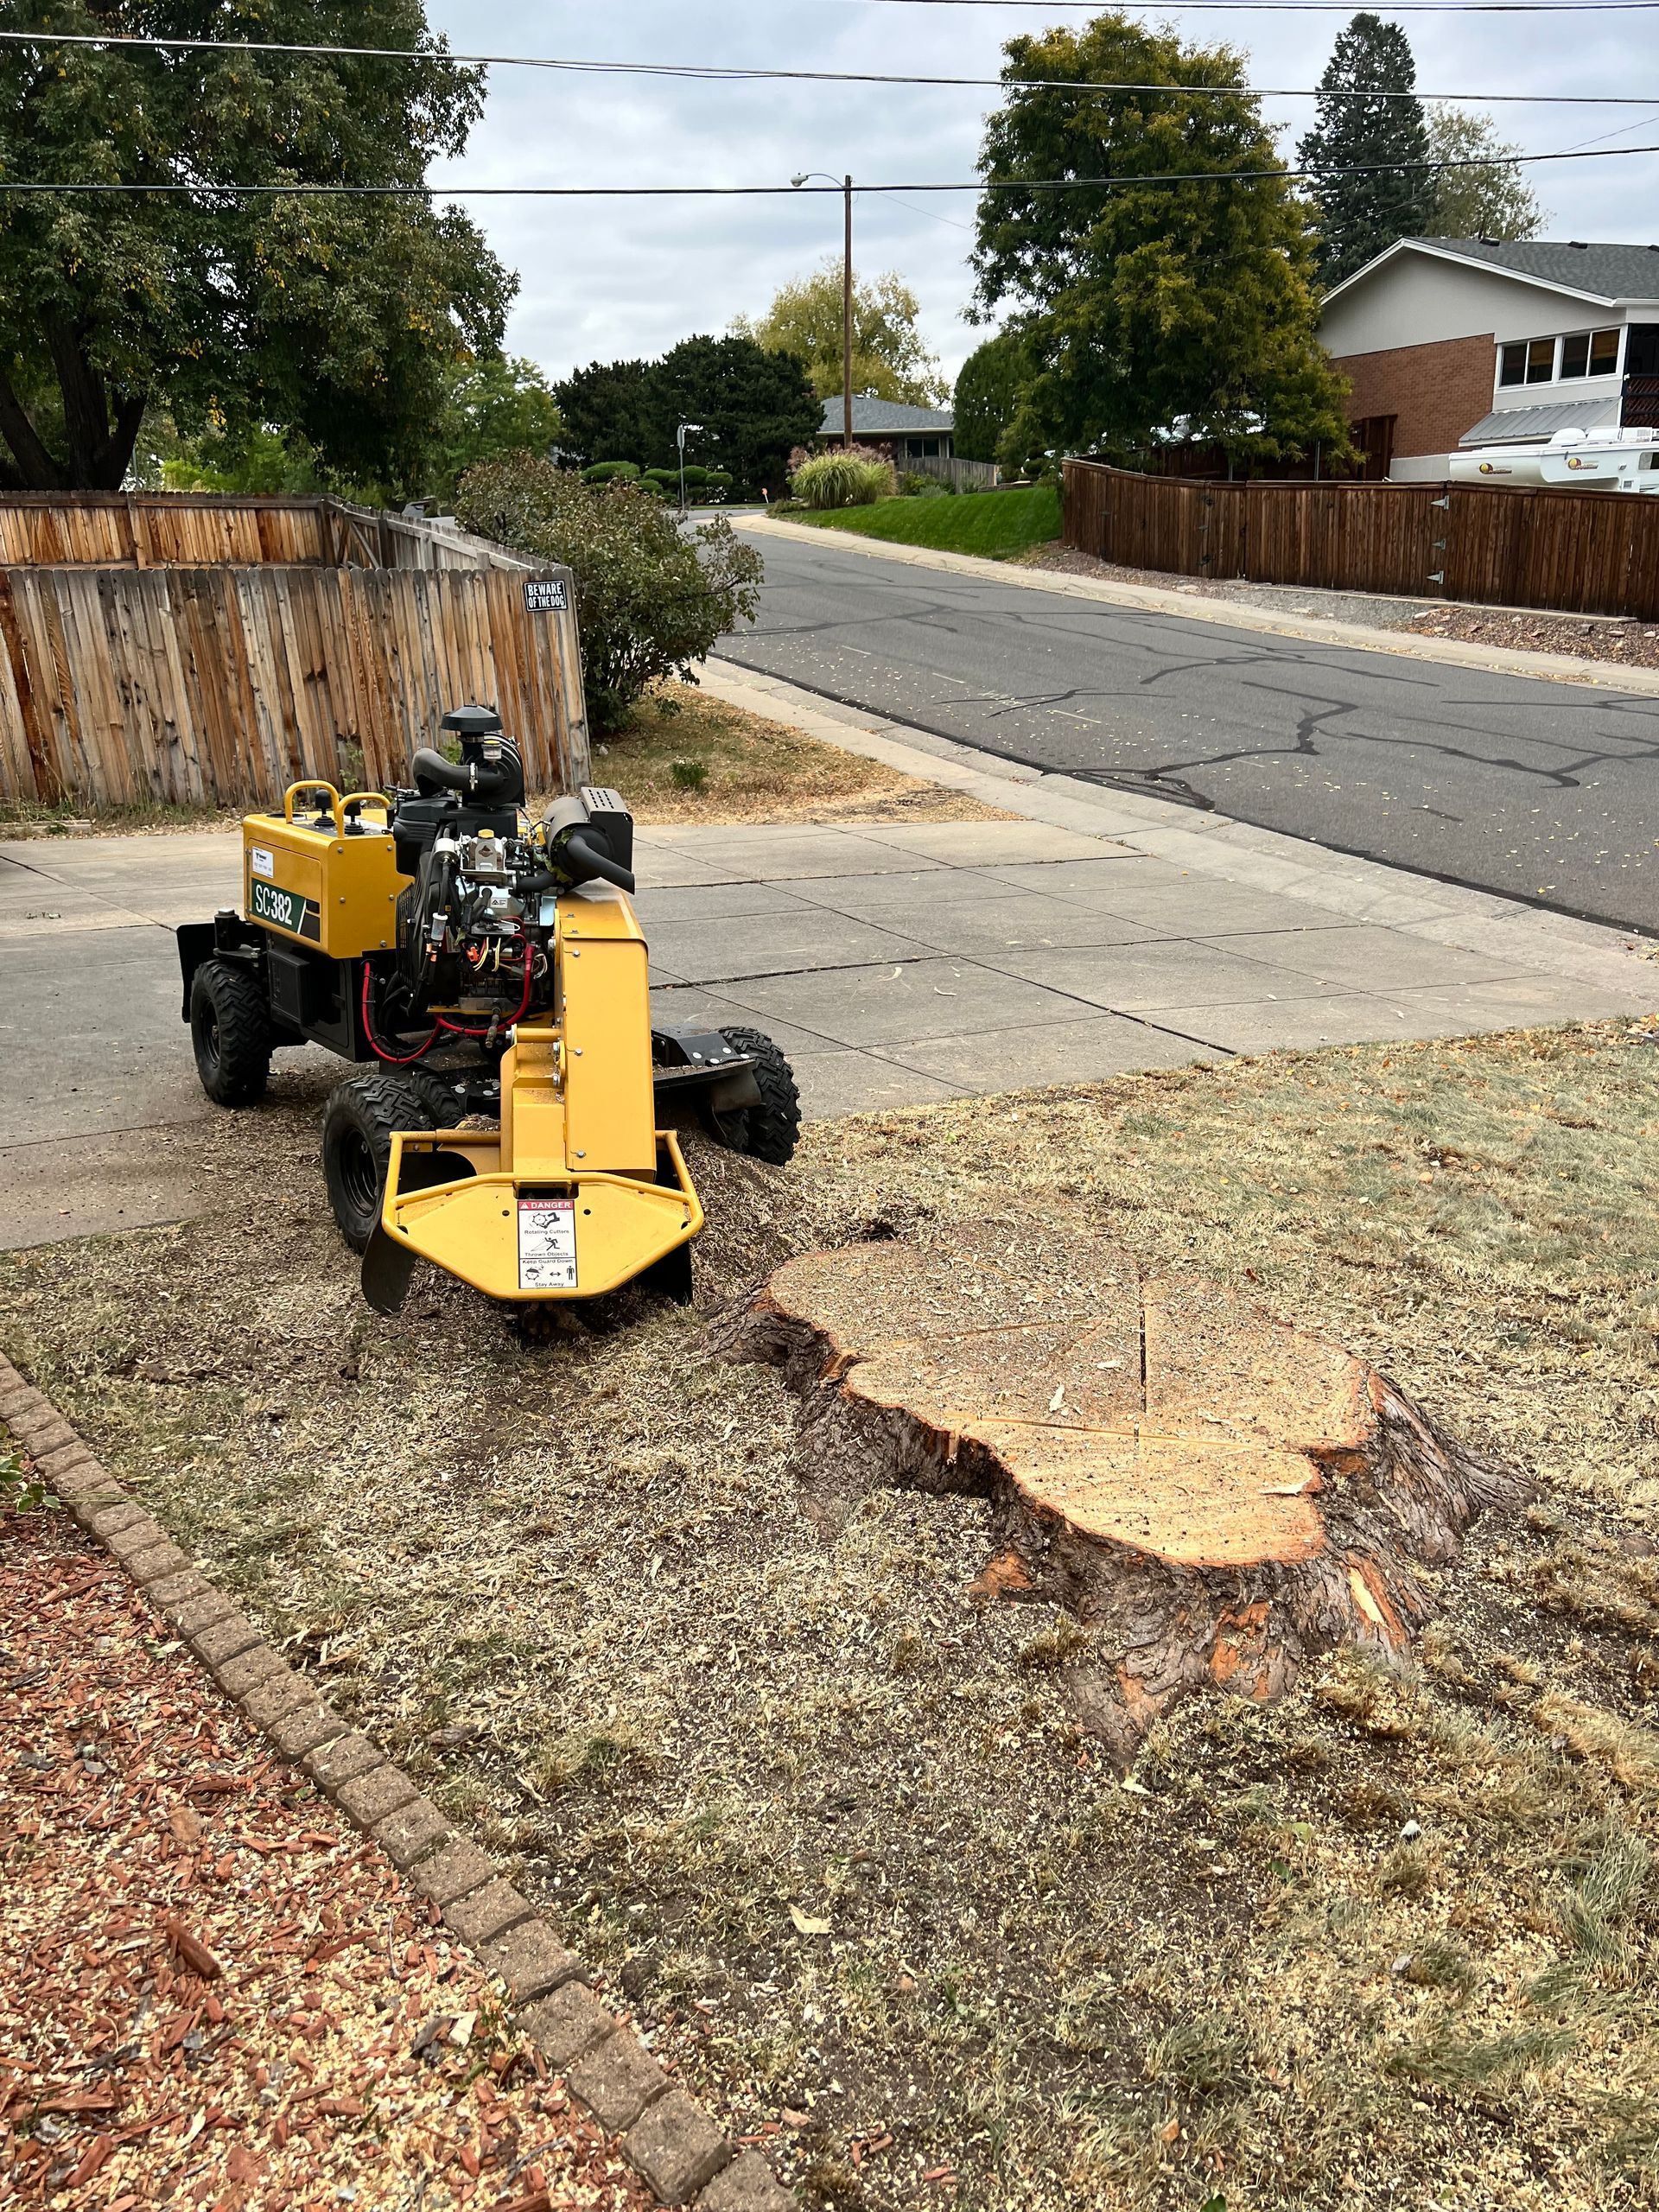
[1450,426,1659,493]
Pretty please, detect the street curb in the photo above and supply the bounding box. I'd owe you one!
[0,1357,796,2212]
[698,658,1659,1010]
[740,512,1659,701]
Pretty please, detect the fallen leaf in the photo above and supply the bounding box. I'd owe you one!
[787,1904,831,1936]
[1047,1384,1065,1413]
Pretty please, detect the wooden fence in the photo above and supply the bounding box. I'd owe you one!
[1063,460,1659,620]
[0,496,589,810]
[906,455,1001,493]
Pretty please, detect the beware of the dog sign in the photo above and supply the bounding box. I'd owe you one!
[524,577,569,613]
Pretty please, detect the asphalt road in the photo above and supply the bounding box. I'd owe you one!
[721,529,1659,935]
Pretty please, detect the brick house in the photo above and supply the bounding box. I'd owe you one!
[1319,238,1659,480]
[811,396,956,461]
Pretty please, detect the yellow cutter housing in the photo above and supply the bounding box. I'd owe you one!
[378,887,703,1302]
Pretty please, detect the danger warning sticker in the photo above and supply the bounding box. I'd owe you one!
[518,1194,577,1291]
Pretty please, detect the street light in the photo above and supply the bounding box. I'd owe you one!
[677,420,703,516]
[791,171,855,450]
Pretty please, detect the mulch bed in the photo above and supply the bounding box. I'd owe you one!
[1402,605,1659,667]
[0,1499,653,2212]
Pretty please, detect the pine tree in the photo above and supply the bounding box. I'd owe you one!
[1297,14,1439,286]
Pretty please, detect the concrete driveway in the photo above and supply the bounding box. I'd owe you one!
[5,732,1657,1251]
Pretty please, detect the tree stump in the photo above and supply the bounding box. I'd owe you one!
[719,1217,1521,1763]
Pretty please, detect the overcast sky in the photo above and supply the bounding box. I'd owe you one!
[423,1,1659,388]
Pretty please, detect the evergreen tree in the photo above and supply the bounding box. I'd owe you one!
[974,14,1349,468]
[553,359,659,468]
[651,335,822,492]
[1297,14,1439,286]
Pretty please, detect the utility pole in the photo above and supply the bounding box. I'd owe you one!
[677,421,702,517]
[842,174,854,450]
[794,172,856,450]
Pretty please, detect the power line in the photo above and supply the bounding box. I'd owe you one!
[1,26,1657,104]
[5,139,1659,197]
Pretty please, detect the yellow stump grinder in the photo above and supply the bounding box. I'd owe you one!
[176,706,799,1315]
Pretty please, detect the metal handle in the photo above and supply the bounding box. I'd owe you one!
[283,780,344,832]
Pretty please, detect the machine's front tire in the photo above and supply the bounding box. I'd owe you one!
[189,959,270,1106]
[715,1026,802,1166]
[321,1074,436,1253]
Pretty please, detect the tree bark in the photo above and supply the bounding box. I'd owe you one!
[0,367,67,490]
[718,1221,1522,1765]
[44,318,145,489]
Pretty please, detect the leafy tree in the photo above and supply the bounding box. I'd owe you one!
[0,2,512,491]
[953,331,1033,463]
[141,354,562,502]
[429,356,563,498]
[1297,14,1438,285]
[1427,107,1544,241]
[553,358,659,470]
[455,452,764,732]
[973,15,1350,469]
[652,334,822,495]
[734,263,947,405]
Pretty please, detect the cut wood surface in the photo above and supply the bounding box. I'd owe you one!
[725,1217,1522,1759]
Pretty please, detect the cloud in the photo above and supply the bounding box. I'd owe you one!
[425,0,1659,387]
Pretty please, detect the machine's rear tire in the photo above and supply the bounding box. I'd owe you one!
[321,1074,436,1253]
[715,1026,802,1166]
[189,959,270,1106]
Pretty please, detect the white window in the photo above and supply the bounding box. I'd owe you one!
[1499,328,1622,389]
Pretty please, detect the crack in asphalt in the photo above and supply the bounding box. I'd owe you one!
[723,538,1659,929]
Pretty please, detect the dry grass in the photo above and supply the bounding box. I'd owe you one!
[578,683,1008,827]
[5,1022,1659,2209]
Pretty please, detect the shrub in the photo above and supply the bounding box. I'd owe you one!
[900,472,950,498]
[582,460,640,483]
[791,448,895,509]
[670,758,709,791]
[457,451,764,734]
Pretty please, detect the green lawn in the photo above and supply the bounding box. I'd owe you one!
[793,480,1060,560]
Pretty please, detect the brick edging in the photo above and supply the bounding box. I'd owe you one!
[0,1356,792,2212]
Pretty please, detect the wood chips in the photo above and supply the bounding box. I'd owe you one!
[0,1503,652,2212]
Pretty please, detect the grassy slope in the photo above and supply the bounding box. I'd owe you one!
[795,482,1061,560]
[8,1024,1659,2209]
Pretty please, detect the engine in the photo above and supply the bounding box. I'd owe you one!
[365,704,634,1046]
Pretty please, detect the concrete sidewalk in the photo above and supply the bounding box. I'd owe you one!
[3,681,1657,1248]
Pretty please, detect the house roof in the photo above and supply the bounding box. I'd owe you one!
[1459,397,1621,446]
[1325,236,1659,308]
[817,397,954,435]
